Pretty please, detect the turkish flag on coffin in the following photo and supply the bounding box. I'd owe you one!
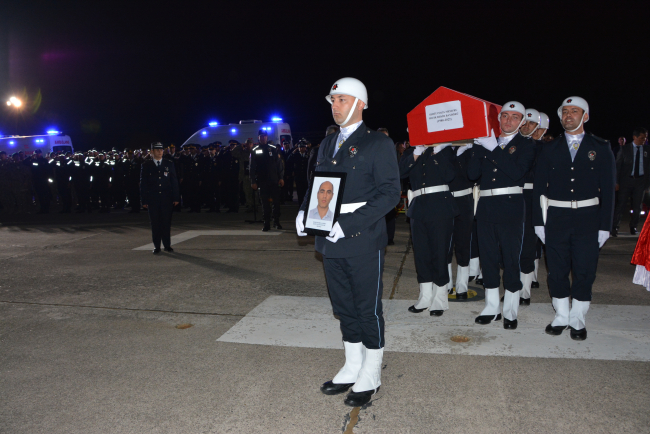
[407,87,502,146]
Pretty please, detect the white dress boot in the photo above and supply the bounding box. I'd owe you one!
[520,272,534,304]
[476,287,501,324]
[546,297,570,336]
[429,283,449,315]
[502,290,520,329]
[321,341,364,395]
[410,282,433,312]
[332,341,364,384]
[446,263,453,293]
[455,265,470,297]
[469,257,480,277]
[569,299,590,340]
[345,347,384,407]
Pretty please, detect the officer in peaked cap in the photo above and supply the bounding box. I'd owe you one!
[468,101,535,329]
[140,142,180,254]
[250,128,284,230]
[296,77,400,407]
[533,97,615,340]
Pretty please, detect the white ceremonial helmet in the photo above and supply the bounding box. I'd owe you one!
[525,108,540,124]
[539,112,550,129]
[326,77,368,126]
[326,77,368,109]
[500,101,526,135]
[557,96,589,132]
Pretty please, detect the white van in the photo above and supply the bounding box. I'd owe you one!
[0,134,74,155]
[182,120,293,148]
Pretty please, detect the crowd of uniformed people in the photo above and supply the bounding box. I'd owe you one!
[0,135,322,224]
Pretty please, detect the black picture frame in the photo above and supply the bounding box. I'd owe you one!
[303,172,347,237]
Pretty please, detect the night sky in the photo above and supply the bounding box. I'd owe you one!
[1,1,648,151]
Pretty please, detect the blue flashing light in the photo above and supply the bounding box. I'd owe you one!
[35,139,45,144]
[208,121,218,127]
[47,130,60,135]
[271,117,282,122]
[231,128,236,133]
[9,141,15,145]
[201,131,207,135]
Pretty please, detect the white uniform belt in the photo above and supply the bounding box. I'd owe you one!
[524,183,534,190]
[451,187,473,197]
[408,185,449,202]
[547,197,599,209]
[480,187,523,197]
[340,202,367,214]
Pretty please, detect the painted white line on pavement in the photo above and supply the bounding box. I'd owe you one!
[133,230,281,250]
[217,296,650,361]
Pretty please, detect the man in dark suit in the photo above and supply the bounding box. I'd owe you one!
[612,128,649,236]
[296,77,400,407]
[141,142,180,254]
[468,101,535,330]
[533,97,615,341]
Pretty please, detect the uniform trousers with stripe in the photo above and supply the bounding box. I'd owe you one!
[323,250,385,349]
[147,194,174,249]
[477,220,524,292]
[520,192,538,274]
[411,217,454,286]
[546,226,599,301]
[448,195,474,267]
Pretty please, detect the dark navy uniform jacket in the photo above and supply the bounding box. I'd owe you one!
[300,122,401,258]
[616,142,650,189]
[250,143,284,185]
[140,159,181,205]
[399,146,458,221]
[467,133,535,224]
[532,132,615,233]
[522,140,544,221]
[449,148,475,193]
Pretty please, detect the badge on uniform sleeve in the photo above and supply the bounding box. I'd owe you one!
[269,151,272,156]
[509,146,516,154]
[588,150,596,161]
[348,146,358,157]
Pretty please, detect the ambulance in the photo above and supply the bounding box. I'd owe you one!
[0,132,74,155]
[182,118,293,148]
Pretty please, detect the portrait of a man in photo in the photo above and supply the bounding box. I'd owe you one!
[308,180,334,222]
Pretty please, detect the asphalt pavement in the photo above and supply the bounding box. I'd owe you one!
[1,204,649,434]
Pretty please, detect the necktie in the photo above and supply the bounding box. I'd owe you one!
[635,146,640,177]
[157,161,160,167]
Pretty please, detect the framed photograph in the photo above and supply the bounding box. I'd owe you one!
[303,172,347,236]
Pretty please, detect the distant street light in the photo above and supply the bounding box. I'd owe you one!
[6,96,22,108]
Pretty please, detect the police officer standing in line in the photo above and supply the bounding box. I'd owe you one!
[287,140,310,205]
[141,142,180,254]
[517,108,544,304]
[533,97,615,340]
[296,78,400,407]
[529,112,550,289]
[468,101,535,329]
[30,149,53,214]
[250,129,284,231]
[400,142,458,316]
[446,143,476,299]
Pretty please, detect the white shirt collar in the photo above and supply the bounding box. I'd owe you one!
[153,157,163,164]
[497,133,517,147]
[566,132,585,143]
[338,121,363,142]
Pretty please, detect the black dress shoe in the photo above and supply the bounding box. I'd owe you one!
[387,240,395,245]
[408,305,427,313]
[545,323,567,336]
[164,247,174,253]
[500,295,505,302]
[503,318,518,329]
[475,278,484,285]
[344,387,379,407]
[531,281,539,288]
[320,381,354,395]
[611,230,618,237]
[152,248,161,255]
[456,292,468,300]
[570,326,587,341]
[273,222,283,229]
[519,297,530,305]
[468,276,476,282]
[631,228,638,235]
[475,314,501,324]
[430,310,443,316]
[262,225,270,232]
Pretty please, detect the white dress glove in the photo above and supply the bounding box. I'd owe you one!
[296,211,307,236]
[413,145,426,156]
[598,230,610,248]
[534,226,545,244]
[326,222,345,243]
[457,144,473,156]
[433,143,451,154]
[474,129,498,152]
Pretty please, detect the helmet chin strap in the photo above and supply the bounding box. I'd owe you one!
[521,123,539,138]
[502,117,526,136]
[337,98,359,126]
[565,112,586,133]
